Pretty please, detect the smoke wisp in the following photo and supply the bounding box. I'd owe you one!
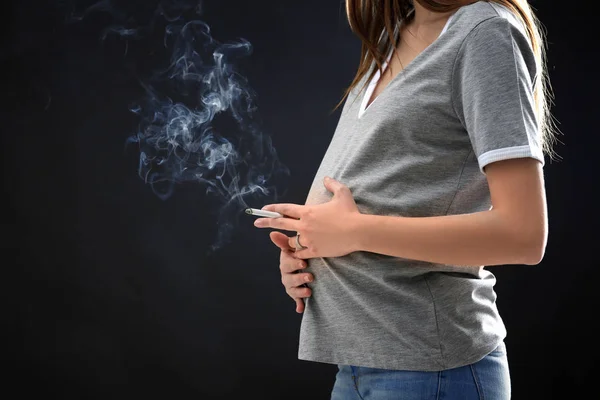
[70,0,291,253]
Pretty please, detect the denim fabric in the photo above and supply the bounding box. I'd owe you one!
[330,343,510,400]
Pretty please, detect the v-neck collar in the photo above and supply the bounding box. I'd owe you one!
[357,9,458,120]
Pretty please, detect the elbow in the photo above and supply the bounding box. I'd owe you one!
[501,210,548,266]
[522,229,548,266]
[523,246,545,265]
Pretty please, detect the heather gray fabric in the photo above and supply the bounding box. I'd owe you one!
[298,1,544,371]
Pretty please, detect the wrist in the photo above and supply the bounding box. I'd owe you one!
[349,212,367,252]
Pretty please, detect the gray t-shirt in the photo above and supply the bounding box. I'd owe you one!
[299,0,544,371]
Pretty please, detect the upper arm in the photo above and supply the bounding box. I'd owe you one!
[484,158,548,263]
[452,16,548,263]
[452,16,545,175]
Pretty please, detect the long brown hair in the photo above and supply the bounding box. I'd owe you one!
[334,0,560,161]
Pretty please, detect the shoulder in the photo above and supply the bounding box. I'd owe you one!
[453,2,535,78]
[452,1,530,47]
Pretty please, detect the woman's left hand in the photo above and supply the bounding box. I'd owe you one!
[253,176,362,259]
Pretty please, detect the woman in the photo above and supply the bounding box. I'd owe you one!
[254,0,557,398]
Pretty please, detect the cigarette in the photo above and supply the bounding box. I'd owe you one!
[245,208,283,218]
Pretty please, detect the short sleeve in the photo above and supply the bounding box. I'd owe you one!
[452,16,544,175]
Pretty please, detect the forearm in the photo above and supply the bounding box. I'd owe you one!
[352,210,539,267]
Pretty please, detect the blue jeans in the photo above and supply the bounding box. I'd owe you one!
[330,343,510,400]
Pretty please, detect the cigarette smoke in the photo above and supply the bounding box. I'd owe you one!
[69,0,290,253]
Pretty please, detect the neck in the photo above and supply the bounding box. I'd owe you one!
[410,1,457,29]
[403,1,458,44]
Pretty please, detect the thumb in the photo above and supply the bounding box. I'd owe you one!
[324,176,343,194]
[270,231,294,252]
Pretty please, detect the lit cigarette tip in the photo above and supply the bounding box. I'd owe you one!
[245,208,252,215]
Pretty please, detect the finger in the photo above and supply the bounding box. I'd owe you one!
[270,231,295,252]
[255,216,301,232]
[288,285,312,300]
[280,257,307,274]
[288,236,299,251]
[295,273,313,287]
[291,248,311,260]
[282,272,312,288]
[262,204,304,219]
[295,298,305,313]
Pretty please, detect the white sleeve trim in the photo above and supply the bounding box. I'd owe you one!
[478,145,545,175]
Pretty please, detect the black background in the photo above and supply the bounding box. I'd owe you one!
[4,0,598,399]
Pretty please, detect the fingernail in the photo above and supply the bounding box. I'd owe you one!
[305,276,312,282]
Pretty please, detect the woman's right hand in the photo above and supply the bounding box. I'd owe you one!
[269,231,314,313]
